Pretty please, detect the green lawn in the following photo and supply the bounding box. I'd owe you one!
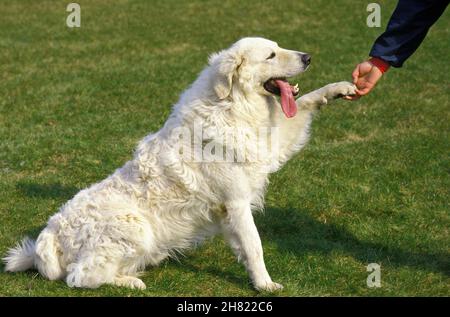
[0,0,448,296]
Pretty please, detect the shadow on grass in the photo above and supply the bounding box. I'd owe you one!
[161,207,449,289]
[168,260,252,291]
[16,182,79,200]
[258,207,450,277]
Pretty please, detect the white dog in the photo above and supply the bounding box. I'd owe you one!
[4,37,356,291]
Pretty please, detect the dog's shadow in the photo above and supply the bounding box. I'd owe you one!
[16,182,80,200]
[11,181,80,239]
[258,207,449,276]
[12,182,450,289]
[172,206,449,288]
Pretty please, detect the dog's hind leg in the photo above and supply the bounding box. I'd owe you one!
[65,251,147,290]
[65,252,119,288]
[65,208,155,289]
[35,229,65,280]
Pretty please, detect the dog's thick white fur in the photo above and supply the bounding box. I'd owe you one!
[4,38,356,291]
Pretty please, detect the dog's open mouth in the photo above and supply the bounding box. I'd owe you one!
[263,78,300,118]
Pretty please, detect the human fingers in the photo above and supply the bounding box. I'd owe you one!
[343,94,361,101]
[355,87,372,96]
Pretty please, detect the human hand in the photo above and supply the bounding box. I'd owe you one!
[344,60,383,100]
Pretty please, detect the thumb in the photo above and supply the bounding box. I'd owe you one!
[351,65,360,84]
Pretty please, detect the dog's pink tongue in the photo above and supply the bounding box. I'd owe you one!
[275,80,297,118]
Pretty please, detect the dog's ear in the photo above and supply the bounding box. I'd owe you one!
[209,50,243,100]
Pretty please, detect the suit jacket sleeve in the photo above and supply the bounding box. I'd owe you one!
[369,0,448,67]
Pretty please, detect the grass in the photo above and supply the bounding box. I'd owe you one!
[0,0,448,296]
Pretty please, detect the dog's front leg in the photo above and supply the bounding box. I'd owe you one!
[297,81,357,110]
[222,200,283,292]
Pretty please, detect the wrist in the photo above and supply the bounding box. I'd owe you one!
[369,57,390,73]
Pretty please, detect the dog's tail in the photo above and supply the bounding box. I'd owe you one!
[4,231,64,280]
[3,237,36,272]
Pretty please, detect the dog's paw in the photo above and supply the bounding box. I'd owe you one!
[255,281,284,292]
[130,278,147,290]
[113,276,147,290]
[326,81,357,100]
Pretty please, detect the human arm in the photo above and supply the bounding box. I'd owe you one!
[346,0,448,100]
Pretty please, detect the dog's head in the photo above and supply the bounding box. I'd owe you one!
[208,37,310,118]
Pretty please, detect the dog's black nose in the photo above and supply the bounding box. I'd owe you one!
[301,53,311,65]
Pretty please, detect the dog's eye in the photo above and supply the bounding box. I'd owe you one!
[266,52,276,60]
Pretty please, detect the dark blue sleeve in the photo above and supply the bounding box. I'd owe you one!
[369,0,448,67]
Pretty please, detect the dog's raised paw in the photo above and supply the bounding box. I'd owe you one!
[328,81,357,99]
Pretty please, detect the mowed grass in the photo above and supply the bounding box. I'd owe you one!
[0,0,449,296]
